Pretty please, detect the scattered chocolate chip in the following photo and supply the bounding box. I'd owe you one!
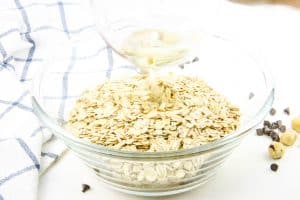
[81,184,90,193]
[192,57,199,63]
[269,144,275,151]
[270,163,278,172]
[270,132,280,142]
[269,108,276,116]
[248,92,255,100]
[270,130,277,137]
[256,128,264,136]
[279,125,286,133]
[283,107,290,115]
[273,136,280,142]
[263,120,271,128]
[178,64,184,69]
[263,127,272,136]
[276,120,282,127]
[270,122,279,130]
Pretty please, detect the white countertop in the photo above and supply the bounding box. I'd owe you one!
[38,1,300,199]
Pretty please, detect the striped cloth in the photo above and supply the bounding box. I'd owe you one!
[0,0,115,199]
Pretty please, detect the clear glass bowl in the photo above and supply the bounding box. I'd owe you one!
[31,34,274,196]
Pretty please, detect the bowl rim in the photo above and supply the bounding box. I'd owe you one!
[31,35,275,159]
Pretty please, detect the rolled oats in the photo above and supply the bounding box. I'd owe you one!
[183,161,194,171]
[144,167,158,182]
[67,73,240,186]
[67,74,240,152]
[175,169,186,179]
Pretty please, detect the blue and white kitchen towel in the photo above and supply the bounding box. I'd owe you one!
[0,0,115,199]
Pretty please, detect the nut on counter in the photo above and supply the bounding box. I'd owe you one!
[268,142,285,159]
[280,130,297,146]
[291,117,300,133]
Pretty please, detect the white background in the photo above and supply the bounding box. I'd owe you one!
[39,0,300,199]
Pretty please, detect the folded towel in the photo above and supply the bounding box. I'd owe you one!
[0,0,115,199]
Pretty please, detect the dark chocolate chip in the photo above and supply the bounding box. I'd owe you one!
[270,130,277,137]
[256,128,264,136]
[279,125,286,133]
[269,144,275,151]
[270,122,279,130]
[270,132,280,142]
[283,107,290,115]
[270,163,278,172]
[192,57,199,63]
[273,136,280,142]
[269,108,276,116]
[248,92,255,100]
[81,184,91,193]
[178,64,184,69]
[276,120,282,127]
[263,120,271,128]
[263,127,272,136]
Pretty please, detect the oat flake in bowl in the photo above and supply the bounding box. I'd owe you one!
[67,74,240,152]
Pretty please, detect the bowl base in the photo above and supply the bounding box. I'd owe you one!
[94,172,215,197]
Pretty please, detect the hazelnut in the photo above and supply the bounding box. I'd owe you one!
[268,142,285,159]
[280,130,297,146]
[291,117,300,133]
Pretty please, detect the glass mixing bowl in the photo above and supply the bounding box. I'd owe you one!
[31,34,274,196]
